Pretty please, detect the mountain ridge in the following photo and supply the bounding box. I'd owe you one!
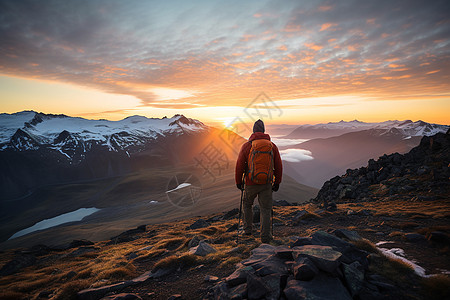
[285,119,448,139]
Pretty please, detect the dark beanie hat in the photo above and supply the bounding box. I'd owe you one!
[253,119,265,133]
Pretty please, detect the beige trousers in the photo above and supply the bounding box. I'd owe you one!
[243,183,273,240]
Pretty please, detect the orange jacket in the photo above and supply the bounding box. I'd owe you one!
[235,132,283,185]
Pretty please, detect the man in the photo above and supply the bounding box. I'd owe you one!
[235,119,283,243]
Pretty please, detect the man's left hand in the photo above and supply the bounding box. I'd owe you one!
[272,183,279,192]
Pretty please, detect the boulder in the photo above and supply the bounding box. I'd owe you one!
[108,225,147,245]
[188,236,201,248]
[247,273,269,299]
[288,236,313,248]
[262,274,283,300]
[186,219,210,230]
[252,257,288,276]
[291,210,308,224]
[342,261,364,297]
[310,231,352,252]
[225,266,254,287]
[250,244,276,258]
[222,208,239,220]
[189,241,216,256]
[293,245,342,273]
[293,257,319,281]
[334,229,362,242]
[284,274,352,300]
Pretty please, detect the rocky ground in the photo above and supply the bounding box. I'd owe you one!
[0,132,449,300]
[0,198,449,300]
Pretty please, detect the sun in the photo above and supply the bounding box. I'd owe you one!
[221,117,236,128]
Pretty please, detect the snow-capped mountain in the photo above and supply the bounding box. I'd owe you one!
[0,111,207,163]
[285,120,449,139]
[0,111,210,200]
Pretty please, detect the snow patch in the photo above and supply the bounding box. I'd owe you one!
[166,182,192,193]
[378,246,428,277]
[8,207,100,240]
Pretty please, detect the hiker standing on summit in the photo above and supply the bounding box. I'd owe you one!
[235,119,283,243]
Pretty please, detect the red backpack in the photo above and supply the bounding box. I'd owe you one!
[247,139,274,184]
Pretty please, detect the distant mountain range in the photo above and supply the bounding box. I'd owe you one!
[280,120,449,188]
[284,119,448,139]
[1,111,206,162]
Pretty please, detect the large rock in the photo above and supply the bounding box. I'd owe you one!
[189,241,216,256]
[293,257,319,281]
[263,274,283,300]
[247,273,269,299]
[334,229,362,242]
[284,274,352,300]
[310,231,352,252]
[225,266,254,287]
[186,219,210,230]
[252,257,288,276]
[222,208,239,220]
[288,236,313,248]
[342,261,364,297]
[108,225,147,245]
[293,245,342,273]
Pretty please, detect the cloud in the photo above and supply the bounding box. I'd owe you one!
[280,148,314,162]
[0,0,449,110]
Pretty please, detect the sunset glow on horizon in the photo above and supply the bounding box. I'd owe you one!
[0,0,449,126]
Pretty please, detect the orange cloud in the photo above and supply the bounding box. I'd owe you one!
[388,64,405,68]
[426,70,440,74]
[278,45,287,51]
[320,23,337,31]
[305,43,323,51]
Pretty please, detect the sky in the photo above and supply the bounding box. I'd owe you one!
[0,0,449,126]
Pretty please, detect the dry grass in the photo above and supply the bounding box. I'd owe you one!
[220,256,242,267]
[388,231,405,238]
[98,265,136,281]
[0,291,26,300]
[421,274,450,300]
[351,238,380,254]
[369,253,415,285]
[54,279,91,300]
[153,237,187,251]
[153,254,199,271]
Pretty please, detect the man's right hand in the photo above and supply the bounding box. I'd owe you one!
[236,183,244,190]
